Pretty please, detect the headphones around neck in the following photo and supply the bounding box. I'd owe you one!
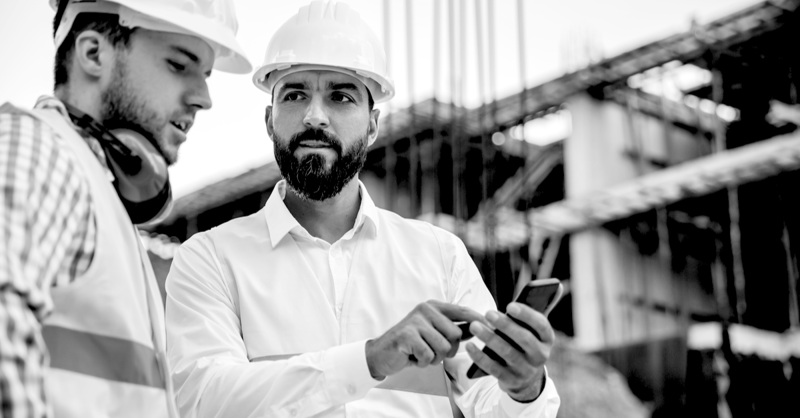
[63,102,173,225]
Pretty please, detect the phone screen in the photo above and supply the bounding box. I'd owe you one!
[519,282,562,315]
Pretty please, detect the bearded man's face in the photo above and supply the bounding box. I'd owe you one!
[267,70,379,201]
[273,127,367,201]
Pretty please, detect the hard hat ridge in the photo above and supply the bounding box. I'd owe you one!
[300,0,351,25]
[252,0,395,103]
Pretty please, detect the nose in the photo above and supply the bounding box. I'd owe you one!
[186,78,212,111]
[303,97,329,129]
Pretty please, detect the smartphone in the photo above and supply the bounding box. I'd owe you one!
[466,278,564,379]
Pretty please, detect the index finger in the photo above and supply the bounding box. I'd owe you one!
[505,302,555,344]
[428,300,486,324]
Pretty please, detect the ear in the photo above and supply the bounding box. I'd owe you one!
[265,105,274,139]
[367,108,381,146]
[72,30,117,82]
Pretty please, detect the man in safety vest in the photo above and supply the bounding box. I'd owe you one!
[0,0,250,416]
[165,1,560,417]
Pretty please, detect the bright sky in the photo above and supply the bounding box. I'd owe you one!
[0,0,759,198]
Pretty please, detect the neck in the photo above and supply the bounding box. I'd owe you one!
[54,82,103,121]
[283,177,362,244]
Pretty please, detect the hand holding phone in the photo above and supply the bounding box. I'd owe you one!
[466,278,563,379]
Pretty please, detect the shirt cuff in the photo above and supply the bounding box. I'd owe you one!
[499,367,560,417]
[323,339,382,403]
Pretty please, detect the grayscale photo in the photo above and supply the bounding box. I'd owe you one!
[1,0,797,417]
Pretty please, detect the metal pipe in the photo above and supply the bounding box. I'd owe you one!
[383,0,395,211]
[621,228,636,342]
[486,0,498,292]
[711,61,726,153]
[432,0,442,214]
[710,50,746,323]
[473,0,486,194]
[517,0,533,248]
[592,235,610,346]
[517,0,527,92]
[406,0,418,217]
[457,0,467,242]
[727,187,746,323]
[659,65,673,166]
[448,0,460,237]
[657,208,689,333]
[713,236,733,322]
[473,0,496,297]
[487,0,497,106]
[704,47,745,323]
[624,89,646,175]
[781,222,800,328]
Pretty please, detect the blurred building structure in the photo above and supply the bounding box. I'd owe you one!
[143,0,800,416]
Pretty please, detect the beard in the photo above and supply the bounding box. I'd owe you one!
[100,53,173,164]
[273,127,368,202]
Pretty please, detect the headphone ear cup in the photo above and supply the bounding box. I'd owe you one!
[63,102,172,224]
[112,129,168,183]
[119,176,172,225]
[106,129,168,203]
[102,139,143,176]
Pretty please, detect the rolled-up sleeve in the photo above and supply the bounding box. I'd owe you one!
[165,234,382,418]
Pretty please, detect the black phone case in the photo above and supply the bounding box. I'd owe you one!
[465,281,557,379]
[465,316,539,378]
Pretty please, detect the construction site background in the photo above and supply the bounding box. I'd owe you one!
[140,1,800,416]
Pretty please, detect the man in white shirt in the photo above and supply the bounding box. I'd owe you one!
[165,1,561,417]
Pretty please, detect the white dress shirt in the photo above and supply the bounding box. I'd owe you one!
[165,180,560,418]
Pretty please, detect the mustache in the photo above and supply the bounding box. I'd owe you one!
[289,129,343,154]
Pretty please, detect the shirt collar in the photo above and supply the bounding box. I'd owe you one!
[263,179,380,248]
[357,181,380,237]
[263,180,300,248]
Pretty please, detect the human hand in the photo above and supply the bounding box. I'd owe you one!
[365,300,485,379]
[766,100,800,127]
[466,302,555,402]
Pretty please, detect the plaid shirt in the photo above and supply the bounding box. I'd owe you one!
[0,96,109,418]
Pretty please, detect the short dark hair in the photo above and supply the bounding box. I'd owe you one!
[53,12,136,88]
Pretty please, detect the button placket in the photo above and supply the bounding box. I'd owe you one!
[330,244,348,314]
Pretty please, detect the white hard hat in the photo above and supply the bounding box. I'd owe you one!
[252,0,395,103]
[50,0,252,74]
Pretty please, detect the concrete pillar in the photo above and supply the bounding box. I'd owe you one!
[565,93,714,350]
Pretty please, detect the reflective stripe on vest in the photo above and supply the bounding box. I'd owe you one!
[43,325,165,388]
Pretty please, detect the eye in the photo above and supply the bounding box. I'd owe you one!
[283,92,305,101]
[331,92,354,103]
[168,60,186,72]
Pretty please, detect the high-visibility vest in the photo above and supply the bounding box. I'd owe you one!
[24,106,178,418]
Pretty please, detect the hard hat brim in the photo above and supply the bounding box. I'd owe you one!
[251,1,395,103]
[253,63,395,103]
[53,0,252,74]
[113,0,252,74]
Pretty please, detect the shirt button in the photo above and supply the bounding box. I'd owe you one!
[347,384,356,395]
[289,408,297,417]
